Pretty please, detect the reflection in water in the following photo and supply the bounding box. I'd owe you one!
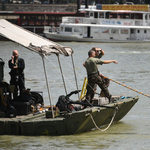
[0,41,150,149]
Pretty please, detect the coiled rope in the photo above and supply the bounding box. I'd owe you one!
[105,77,150,98]
[85,107,118,132]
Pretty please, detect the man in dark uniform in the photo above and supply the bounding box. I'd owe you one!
[92,47,110,97]
[8,50,25,98]
[84,50,118,103]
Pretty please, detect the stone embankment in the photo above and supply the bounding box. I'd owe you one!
[0,4,77,12]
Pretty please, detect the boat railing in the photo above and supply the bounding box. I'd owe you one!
[44,26,59,33]
[62,17,150,27]
[62,17,99,24]
[62,17,84,24]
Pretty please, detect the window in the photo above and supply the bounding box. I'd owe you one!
[135,14,139,19]
[29,21,34,25]
[38,16,42,20]
[21,15,28,20]
[90,13,93,17]
[74,27,82,33]
[56,16,62,21]
[101,28,109,34]
[48,16,55,20]
[144,30,146,33]
[99,12,104,18]
[111,29,118,34]
[21,21,28,25]
[36,21,41,25]
[92,27,100,34]
[49,21,55,26]
[94,12,98,18]
[65,27,72,32]
[121,29,128,34]
[28,15,37,20]
[131,29,134,33]
[85,12,89,17]
[42,16,48,20]
[137,30,140,33]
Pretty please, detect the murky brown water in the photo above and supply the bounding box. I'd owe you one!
[0,41,150,150]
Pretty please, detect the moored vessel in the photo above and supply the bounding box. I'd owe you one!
[44,4,150,42]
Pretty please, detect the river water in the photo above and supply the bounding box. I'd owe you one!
[0,41,150,150]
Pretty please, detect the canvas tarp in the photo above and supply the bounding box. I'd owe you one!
[0,19,73,56]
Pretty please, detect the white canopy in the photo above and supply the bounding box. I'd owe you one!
[0,19,73,56]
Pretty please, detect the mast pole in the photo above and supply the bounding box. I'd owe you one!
[71,54,80,100]
[41,54,54,118]
[57,54,67,95]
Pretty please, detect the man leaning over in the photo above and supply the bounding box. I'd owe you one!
[84,49,118,103]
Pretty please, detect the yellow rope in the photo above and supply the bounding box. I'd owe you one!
[86,108,117,132]
[80,76,150,99]
[105,77,150,98]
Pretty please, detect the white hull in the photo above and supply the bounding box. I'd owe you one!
[44,32,150,43]
[44,6,150,43]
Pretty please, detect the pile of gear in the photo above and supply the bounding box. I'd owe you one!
[0,58,43,118]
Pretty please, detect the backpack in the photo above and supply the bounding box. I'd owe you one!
[56,95,72,112]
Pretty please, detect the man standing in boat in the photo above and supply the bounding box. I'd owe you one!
[84,49,118,103]
[92,47,110,97]
[8,50,25,98]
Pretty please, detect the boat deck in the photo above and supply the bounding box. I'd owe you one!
[0,96,139,136]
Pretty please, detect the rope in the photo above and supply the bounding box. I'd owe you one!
[46,55,97,97]
[106,77,150,98]
[59,55,96,95]
[44,55,75,89]
[86,107,117,132]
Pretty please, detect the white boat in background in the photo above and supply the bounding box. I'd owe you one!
[43,4,150,43]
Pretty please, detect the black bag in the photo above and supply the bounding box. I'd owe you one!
[56,95,71,112]
[0,58,5,81]
[0,81,16,117]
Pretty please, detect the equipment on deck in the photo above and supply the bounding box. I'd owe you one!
[0,58,5,81]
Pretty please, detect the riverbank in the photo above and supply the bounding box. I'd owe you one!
[0,3,77,12]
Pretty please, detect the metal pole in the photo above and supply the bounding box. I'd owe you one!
[71,54,80,100]
[41,54,54,118]
[57,54,67,95]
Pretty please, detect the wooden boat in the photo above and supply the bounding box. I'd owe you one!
[0,19,139,136]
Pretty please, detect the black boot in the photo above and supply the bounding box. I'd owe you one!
[108,95,112,103]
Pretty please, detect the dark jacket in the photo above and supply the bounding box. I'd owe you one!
[8,58,25,76]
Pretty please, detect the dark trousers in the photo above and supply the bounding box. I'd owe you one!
[94,74,110,96]
[86,73,111,102]
[10,74,25,97]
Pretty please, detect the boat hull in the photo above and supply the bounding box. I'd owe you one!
[0,96,139,136]
[44,33,150,43]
